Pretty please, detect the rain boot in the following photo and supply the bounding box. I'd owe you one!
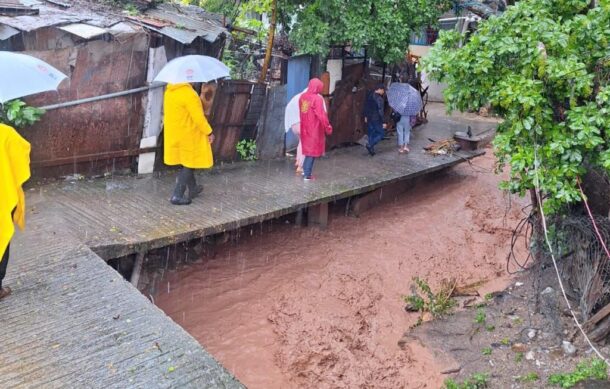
[170,169,191,205]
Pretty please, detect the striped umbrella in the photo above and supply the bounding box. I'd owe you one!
[387,83,422,117]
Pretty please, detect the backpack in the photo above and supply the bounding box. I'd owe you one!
[390,110,401,123]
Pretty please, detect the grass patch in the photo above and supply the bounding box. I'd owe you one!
[482,347,492,356]
[500,337,510,346]
[548,358,608,388]
[484,293,494,301]
[444,373,489,389]
[474,308,486,324]
[519,372,539,382]
[485,324,495,332]
[403,277,456,319]
[515,352,524,363]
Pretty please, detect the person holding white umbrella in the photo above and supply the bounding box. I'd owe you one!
[285,89,327,174]
[0,52,67,300]
[284,90,306,174]
[154,55,230,205]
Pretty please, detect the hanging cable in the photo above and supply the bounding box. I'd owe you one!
[532,145,610,365]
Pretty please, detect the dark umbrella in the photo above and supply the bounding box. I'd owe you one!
[387,83,422,117]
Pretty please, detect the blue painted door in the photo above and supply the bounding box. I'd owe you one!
[286,55,311,103]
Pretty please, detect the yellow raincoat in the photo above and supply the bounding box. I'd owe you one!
[0,124,31,261]
[163,83,214,169]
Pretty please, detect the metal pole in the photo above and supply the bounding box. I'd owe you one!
[39,84,165,111]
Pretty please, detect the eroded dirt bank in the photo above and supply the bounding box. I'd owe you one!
[155,151,525,388]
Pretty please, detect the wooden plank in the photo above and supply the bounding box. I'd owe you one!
[130,252,146,288]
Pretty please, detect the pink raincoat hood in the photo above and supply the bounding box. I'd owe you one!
[306,78,324,95]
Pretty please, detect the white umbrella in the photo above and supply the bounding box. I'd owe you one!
[284,91,305,132]
[284,89,327,132]
[0,52,68,104]
[153,55,230,84]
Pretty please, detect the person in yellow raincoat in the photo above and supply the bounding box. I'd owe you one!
[0,123,31,300]
[163,83,214,205]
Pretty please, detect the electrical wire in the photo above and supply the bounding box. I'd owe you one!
[532,145,610,365]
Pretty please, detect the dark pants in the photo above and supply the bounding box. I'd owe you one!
[172,166,198,199]
[0,243,8,289]
[1,208,15,289]
[303,156,316,178]
[367,121,385,150]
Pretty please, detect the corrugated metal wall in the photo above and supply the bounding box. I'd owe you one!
[16,28,150,177]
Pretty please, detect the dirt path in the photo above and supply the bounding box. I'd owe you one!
[154,150,526,388]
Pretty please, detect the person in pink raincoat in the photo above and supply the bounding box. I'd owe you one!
[299,78,332,181]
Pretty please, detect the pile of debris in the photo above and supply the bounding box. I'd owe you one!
[424,138,460,156]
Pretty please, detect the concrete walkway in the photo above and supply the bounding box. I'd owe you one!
[0,104,496,387]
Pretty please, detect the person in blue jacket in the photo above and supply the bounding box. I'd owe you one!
[363,84,387,156]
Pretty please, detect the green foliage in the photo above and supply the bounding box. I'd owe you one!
[484,293,493,301]
[514,352,524,363]
[519,372,539,382]
[474,308,486,324]
[124,3,139,15]
[285,0,451,63]
[424,0,610,213]
[548,358,608,387]
[485,324,495,332]
[191,0,241,17]
[403,277,456,318]
[195,0,451,64]
[222,44,259,80]
[481,347,492,356]
[0,99,45,129]
[444,373,489,389]
[236,139,258,161]
[500,337,510,346]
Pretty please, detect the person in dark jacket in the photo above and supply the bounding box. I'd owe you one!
[363,84,387,156]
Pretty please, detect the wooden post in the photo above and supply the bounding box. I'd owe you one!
[308,202,329,229]
[130,252,145,289]
[295,208,305,226]
[259,0,277,83]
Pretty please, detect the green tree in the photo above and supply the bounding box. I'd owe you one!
[424,0,610,213]
[284,0,451,63]
[191,0,451,64]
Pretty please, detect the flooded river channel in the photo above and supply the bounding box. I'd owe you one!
[154,152,522,388]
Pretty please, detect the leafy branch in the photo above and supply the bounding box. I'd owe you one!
[0,99,45,129]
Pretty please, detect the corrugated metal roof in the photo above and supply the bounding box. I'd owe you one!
[59,22,107,39]
[143,3,226,44]
[0,23,18,39]
[0,0,120,32]
[0,0,225,43]
[108,21,138,35]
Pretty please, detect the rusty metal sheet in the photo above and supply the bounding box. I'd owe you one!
[328,64,367,148]
[208,80,254,161]
[22,33,149,177]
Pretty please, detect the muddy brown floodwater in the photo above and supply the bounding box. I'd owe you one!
[154,151,526,389]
